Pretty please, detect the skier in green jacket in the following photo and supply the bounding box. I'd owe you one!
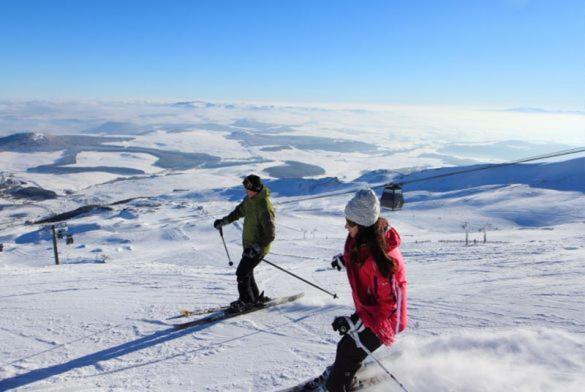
[214,174,276,311]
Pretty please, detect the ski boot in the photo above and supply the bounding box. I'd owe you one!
[302,366,332,391]
[228,299,253,314]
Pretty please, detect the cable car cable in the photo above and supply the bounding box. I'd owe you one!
[274,146,584,207]
[397,146,585,187]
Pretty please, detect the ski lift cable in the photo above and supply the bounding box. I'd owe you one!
[274,146,585,205]
[275,185,387,205]
[396,146,585,187]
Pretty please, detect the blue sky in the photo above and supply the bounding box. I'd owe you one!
[0,0,583,108]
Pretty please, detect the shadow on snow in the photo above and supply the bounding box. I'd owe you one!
[0,304,338,390]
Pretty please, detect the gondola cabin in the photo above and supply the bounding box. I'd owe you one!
[380,183,404,210]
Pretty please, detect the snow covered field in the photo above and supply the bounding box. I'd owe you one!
[0,101,584,391]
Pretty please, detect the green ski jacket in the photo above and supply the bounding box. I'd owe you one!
[220,186,276,255]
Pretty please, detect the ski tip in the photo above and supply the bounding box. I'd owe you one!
[284,292,304,300]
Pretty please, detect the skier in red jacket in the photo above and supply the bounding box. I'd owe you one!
[314,188,408,391]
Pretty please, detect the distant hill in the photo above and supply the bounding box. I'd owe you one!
[0,132,131,153]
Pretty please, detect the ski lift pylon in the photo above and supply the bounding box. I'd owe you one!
[380,183,404,210]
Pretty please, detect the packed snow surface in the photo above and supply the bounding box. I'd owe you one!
[0,101,584,391]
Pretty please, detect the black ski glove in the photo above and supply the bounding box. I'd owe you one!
[243,243,262,259]
[332,316,351,336]
[331,253,344,271]
[213,219,224,230]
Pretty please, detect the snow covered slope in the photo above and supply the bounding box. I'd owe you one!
[0,102,584,391]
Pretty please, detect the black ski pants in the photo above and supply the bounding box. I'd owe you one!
[326,321,382,392]
[236,253,263,303]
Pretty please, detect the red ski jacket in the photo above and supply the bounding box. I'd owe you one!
[343,221,407,345]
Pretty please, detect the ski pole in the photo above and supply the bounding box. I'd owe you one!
[262,257,338,299]
[349,330,409,392]
[218,227,234,266]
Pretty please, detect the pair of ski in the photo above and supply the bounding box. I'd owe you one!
[170,294,392,390]
[170,293,304,330]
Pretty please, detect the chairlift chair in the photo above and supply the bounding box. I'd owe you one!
[380,183,404,210]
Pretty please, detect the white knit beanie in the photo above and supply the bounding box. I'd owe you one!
[345,189,380,227]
